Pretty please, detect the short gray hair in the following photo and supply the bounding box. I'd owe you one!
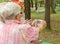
[0,2,21,20]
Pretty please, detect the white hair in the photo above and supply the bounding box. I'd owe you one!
[0,2,21,19]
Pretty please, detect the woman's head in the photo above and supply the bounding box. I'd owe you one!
[5,2,24,20]
[0,2,24,21]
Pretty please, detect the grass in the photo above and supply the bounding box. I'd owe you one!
[31,11,60,44]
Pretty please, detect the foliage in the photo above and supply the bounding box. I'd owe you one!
[56,0,60,3]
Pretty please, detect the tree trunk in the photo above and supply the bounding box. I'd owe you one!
[35,0,38,10]
[24,0,31,20]
[45,0,51,29]
[31,0,33,8]
[39,1,44,7]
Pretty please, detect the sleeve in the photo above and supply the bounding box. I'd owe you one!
[24,24,39,42]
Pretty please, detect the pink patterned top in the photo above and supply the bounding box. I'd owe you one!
[0,20,39,44]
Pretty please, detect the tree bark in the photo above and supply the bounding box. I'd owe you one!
[35,0,38,10]
[45,0,51,29]
[31,0,33,8]
[24,0,31,20]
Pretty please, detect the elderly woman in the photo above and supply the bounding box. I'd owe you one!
[0,2,47,44]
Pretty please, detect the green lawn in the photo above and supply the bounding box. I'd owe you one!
[31,11,60,44]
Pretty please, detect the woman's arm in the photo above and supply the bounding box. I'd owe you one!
[24,19,47,32]
[18,19,47,43]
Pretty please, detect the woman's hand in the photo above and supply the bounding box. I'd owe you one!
[25,19,32,24]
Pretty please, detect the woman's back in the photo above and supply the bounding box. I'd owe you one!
[0,20,39,44]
